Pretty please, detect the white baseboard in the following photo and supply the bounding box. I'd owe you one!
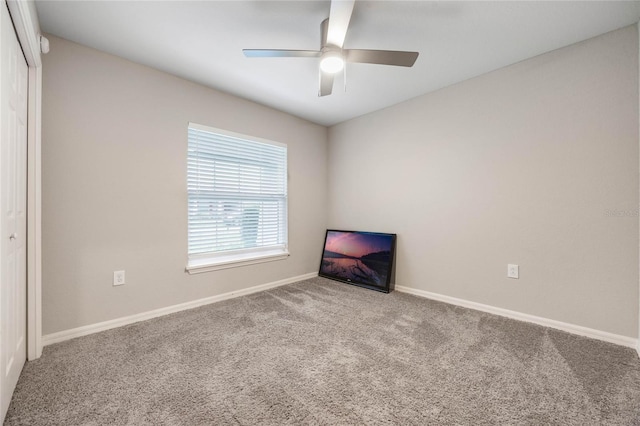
[43,272,318,346]
[41,275,640,353]
[395,285,639,349]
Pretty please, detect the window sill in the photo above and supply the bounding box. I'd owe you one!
[186,249,290,274]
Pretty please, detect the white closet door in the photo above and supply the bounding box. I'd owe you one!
[0,1,28,422]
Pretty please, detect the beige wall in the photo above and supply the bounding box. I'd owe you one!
[42,36,328,335]
[328,26,639,338]
[44,25,639,339]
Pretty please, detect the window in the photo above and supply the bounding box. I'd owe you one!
[186,123,288,273]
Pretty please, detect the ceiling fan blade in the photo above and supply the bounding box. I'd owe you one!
[243,49,321,58]
[319,70,334,97]
[345,49,419,67]
[326,0,355,48]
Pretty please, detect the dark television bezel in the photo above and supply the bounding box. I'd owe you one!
[318,229,396,293]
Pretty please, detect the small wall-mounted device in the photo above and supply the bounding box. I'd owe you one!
[507,264,519,279]
[113,270,125,286]
[40,35,50,54]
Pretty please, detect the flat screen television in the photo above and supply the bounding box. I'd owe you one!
[318,229,396,293]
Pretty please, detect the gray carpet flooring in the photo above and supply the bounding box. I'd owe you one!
[4,277,640,425]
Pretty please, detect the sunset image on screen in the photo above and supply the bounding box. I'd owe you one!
[320,230,394,288]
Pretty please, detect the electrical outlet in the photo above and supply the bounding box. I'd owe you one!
[113,270,125,286]
[507,264,519,279]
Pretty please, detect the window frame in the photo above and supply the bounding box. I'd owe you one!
[185,123,289,274]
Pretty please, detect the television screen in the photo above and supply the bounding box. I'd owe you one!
[318,229,396,293]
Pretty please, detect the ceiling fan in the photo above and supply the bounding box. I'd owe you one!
[242,0,419,97]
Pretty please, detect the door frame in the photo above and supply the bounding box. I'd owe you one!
[5,0,42,360]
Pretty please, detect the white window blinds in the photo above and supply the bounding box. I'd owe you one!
[187,123,288,259]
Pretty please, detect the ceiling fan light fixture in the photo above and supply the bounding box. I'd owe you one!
[320,51,344,74]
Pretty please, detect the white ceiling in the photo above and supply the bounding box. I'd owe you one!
[35,1,640,126]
